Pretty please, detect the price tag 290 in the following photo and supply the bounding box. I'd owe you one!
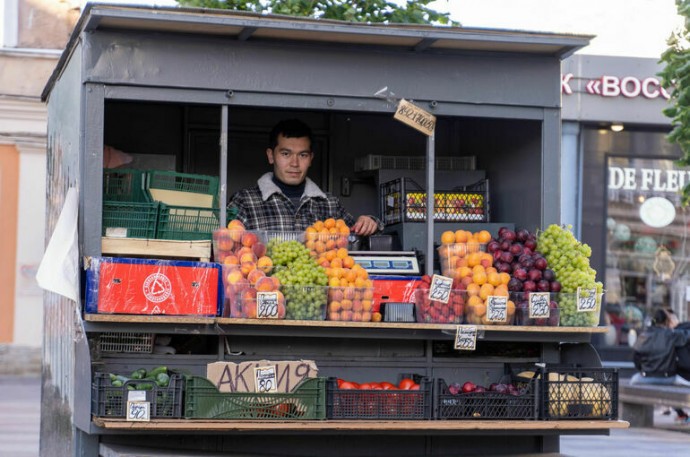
[429,274,453,304]
[576,288,598,312]
[454,325,477,351]
[126,401,150,421]
[257,292,279,319]
[529,293,550,319]
[487,296,508,323]
[255,365,277,393]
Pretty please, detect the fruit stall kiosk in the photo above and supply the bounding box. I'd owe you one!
[39,4,626,457]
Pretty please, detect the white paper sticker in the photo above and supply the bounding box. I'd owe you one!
[127,390,147,402]
[255,365,277,393]
[576,288,598,312]
[487,296,508,323]
[126,401,150,421]
[257,292,280,319]
[105,227,128,238]
[454,325,477,351]
[429,274,453,304]
[529,293,550,319]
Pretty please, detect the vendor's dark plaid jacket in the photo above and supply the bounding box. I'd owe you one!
[229,173,383,232]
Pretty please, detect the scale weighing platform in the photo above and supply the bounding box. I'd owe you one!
[349,251,421,276]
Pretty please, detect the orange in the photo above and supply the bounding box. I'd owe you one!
[441,231,456,245]
[325,250,337,262]
[472,271,487,286]
[335,218,347,227]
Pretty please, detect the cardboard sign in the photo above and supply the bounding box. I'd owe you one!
[429,274,453,304]
[257,292,280,319]
[454,325,477,351]
[529,292,550,319]
[126,401,150,421]
[393,99,436,136]
[255,365,278,393]
[207,360,318,393]
[486,296,508,323]
[577,288,598,312]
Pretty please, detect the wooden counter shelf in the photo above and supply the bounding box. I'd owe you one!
[92,418,629,433]
[83,314,607,342]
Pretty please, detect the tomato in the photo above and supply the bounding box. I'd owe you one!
[273,403,291,417]
[339,381,359,390]
[380,382,396,390]
[409,383,421,390]
[358,383,373,390]
[337,378,345,388]
[398,378,417,390]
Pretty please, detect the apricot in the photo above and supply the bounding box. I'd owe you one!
[371,312,382,322]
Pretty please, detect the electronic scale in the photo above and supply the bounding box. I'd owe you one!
[348,251,421,276]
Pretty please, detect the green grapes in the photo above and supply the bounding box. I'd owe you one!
[268,239,328,320]
[537,225,603,327]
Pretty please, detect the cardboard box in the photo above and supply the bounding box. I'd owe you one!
[85,257,221,315]
[206,360,318,393]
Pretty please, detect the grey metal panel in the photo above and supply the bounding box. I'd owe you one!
[84,31,563,110]
[42,38,84,457]
[561,122,581,236]
[83,83,105,257]
[542,108,562,227]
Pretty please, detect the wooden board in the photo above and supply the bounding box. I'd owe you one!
[84,314,214,324]
[102,237,212,261]
[93,418,629,431]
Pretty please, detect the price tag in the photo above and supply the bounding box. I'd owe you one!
[257,292,280,319]
[529,293,550,319]
[393,99,436,136]
[576,288,598,312]
[454,325,477,351]
[429,274,453,304]
[486,296,508,323]
[255,365,277,393]
[126,401,150,421]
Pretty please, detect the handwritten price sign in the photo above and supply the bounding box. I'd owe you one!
[487,296,508,323]
[429,274,453,304]
[454,325,477,351]
[255,365,278,393]
[257,292,280,319]
[529,293,550,319]
[126,401,150,421]
[576,288,598,312]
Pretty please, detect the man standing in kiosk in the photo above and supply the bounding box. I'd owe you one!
[228,119,382,235]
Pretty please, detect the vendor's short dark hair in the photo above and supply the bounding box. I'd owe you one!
[269,119,313,150]
[652,307,671,326]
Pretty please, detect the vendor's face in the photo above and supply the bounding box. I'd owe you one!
[267,134,313,186]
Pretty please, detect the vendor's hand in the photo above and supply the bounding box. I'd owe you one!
[352,215,378,237]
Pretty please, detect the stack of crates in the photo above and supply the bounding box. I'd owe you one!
[101,169,220,241]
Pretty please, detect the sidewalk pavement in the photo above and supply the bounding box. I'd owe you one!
[1,374,689,457]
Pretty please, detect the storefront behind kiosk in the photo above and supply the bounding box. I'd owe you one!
[40,5,611,457]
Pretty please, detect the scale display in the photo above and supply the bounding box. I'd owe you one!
[350,251,420,275]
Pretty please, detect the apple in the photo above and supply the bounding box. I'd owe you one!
[462,381,477,393]
[474,385,486,393]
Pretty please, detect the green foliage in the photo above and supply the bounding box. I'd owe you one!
[175,0,458,25]
[660,0,690,204]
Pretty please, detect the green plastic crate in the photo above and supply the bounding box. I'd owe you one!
[155,204,219,241]
[102,201,158,239]
[103,169,150,202]
[147,170,219,208]
[184,376,326,420]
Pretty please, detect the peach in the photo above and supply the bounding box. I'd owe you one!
[255,276,276,292]
[352,299,363,313]
[336,236,349,249]
[227,219,245,231]
[240,252,257,264]
[241,232,258,247]
[341,310,353,321]
[243,299,257,319]
[223,254,240,266]
[226,268,244,285]
[247,269,265,285]
[252,242,267,258]
[341,299,353,311]
[257,256,273,274]
[329,312,341,321]
[271,276,281,290]
[329,288,344,302]
[240,261,256,277]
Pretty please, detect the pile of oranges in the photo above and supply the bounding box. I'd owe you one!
[438,229,514,325]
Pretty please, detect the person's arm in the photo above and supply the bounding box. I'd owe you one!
[673,328,690,347]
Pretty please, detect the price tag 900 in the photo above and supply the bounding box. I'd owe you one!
[257,292,280,319]
[486,296,508,323]
[454,325,477,351]
[529,293,550,319]
[576,288,598,312]
[428,274,453,304]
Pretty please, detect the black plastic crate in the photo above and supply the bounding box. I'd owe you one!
[537,367,618,420]
[91,372,184,418]
[326,374,432,420]
[434,378,538,420]
[380,178,489,225]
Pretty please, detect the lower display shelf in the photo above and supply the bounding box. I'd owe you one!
[92,418,629,432]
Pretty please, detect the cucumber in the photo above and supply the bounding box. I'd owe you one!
[112,379,123,388]
[155,373,170,388]
[148,366,168,378]
[130,368,147,380]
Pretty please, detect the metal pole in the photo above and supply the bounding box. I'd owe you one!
[426,133,435,276]
[220,105,228,227]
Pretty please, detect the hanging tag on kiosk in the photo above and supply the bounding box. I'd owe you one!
[429,274,453,304]
[529,292,550,319]
[455,325,477,351]
[393,99,436,136]
[255,365,278,393]
[257,292,280,319]
[576,287,597,312]
[487,296,508,323]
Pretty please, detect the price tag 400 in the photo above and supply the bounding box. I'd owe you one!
[455,326,477,351]
[576,288,598,312]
